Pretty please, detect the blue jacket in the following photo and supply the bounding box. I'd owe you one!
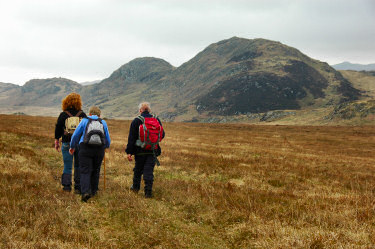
[70,115,111,149]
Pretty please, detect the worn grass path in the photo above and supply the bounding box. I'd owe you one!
[0,114,374,248]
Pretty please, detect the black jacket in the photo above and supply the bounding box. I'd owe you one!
[125,111,165,155]
[55,108,87,143]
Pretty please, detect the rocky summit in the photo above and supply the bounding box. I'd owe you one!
[0,37,365,123]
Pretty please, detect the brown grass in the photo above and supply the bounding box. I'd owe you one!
[0,114,375,248]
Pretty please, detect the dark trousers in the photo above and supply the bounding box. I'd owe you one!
[79,143,105,195]
[133,154,156,192]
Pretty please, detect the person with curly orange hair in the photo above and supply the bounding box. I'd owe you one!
[54,93,87,193]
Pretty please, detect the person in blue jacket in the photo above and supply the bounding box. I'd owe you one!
[69,106,111,202]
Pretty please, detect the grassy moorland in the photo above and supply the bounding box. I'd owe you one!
[0,114,374,248]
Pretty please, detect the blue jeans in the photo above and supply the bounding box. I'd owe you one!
[61,142,80,188]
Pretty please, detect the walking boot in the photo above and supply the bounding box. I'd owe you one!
[61,173,72,192]
[144,180,153,198]
[81,193,91,202]
[74,183,81,194]
[145,190,153,198]
[74,180,81,194]
[63,186,71,192]
[130,184,140,193]
[130,176,141,193]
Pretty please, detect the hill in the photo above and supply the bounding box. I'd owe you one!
[332,62,375,71]
[0,37,364,123]
[338,70,375,98]
[1,114,374,248]
[0,82,20,92]
[0,82,20,102]
[79,57,175,118]
[326,99,375,122]
[0,77,82,107]
[187,38,359,116]
[80,80,101,86]
[80,37,361,121]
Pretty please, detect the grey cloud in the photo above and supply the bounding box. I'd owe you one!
[0,0,374,84]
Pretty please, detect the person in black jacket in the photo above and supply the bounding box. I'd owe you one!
[126,102,165,198]
[54,93,87,193]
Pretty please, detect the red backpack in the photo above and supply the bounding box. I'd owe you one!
[136,115,163,151]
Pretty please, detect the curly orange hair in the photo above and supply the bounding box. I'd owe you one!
[61,92,82,111]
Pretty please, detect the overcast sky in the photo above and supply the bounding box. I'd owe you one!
[0,0,374,85]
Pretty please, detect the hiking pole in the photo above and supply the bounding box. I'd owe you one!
[103,152,106,191]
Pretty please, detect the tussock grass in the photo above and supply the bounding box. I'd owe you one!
[0,114,374,248]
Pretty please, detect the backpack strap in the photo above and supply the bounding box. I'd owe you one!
[84,117,97,136]
[84,117,92,133]
[149,114,161,166]
[75,110,82,117]
[136,114,158,122]
[152,114,161,166]
[65,111,73,117]
[151,131,161,166]
[136,115,145,123]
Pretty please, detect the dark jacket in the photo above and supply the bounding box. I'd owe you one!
[125,111,165,155]
[55,108,87,143]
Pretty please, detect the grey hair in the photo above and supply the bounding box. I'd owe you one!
[89,106,101,116]
[138,102,151,112]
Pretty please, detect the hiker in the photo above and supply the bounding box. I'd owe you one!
[126,102,165,198]
[69,106,111,202]
[54,92,87,193]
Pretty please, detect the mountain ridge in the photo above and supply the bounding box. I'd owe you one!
[332,62,375,71]
[0,37,366,123]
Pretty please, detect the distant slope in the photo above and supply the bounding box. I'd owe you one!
[79,57,175,117]
[326,99,375,125]
[0,78,82,107]
[0,82,19,92]
[80,80,101,86]
[0,82,21,102]
[332,62,375,71]
[339,70,375,98]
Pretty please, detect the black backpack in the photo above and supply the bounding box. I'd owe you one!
[83,118,106,146]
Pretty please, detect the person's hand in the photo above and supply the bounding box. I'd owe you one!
[55,140,60,152]
[69,148,75,155]
[127,154,133,162]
